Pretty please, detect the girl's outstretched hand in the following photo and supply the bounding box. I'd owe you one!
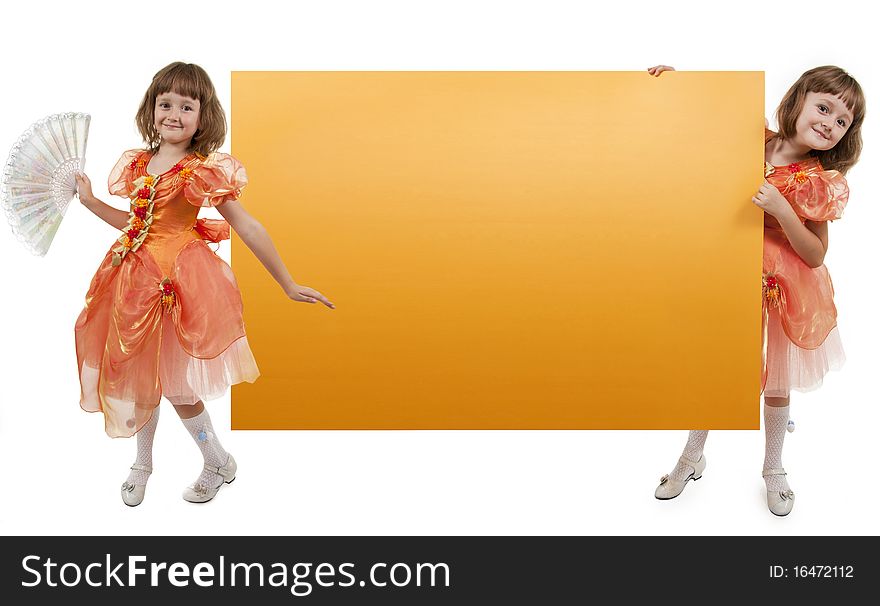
[647,65,675,77]
[287,283,335,309]
[75,172,94,204]
[752,180,793,220]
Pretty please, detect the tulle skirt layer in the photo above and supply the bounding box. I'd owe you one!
[763,306,845,398]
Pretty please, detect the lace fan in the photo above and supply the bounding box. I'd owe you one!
[1,112,90,256]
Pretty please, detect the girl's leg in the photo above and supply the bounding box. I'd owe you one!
[121,406,159,506]
[173,400,205,419]
[763,395,794,515]
[670,430,709,480]
[172,400,236,502]
[655,430,708,499]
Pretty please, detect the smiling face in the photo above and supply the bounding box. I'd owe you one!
[154,91,201,147]
[793,91,853,152]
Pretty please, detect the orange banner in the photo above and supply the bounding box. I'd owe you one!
[231,71,764,429]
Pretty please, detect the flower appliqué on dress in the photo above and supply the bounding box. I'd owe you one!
[781,160,819,194]
[763,273,781,309]
[168,156,202,186]
[112,175,160,266]
[159,278,176,313]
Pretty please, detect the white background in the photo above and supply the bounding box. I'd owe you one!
[0,0,877,536]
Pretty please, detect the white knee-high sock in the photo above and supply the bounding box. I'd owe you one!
[668,430,709,481]
[180,408,229,489]
[127,407,159,486]
[763,405,791,493]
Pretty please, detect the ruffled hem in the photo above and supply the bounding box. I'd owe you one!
[159,314,260,406]
[763,307,845,398]
[79,315,259,437]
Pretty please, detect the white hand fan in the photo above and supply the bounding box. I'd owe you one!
[1,112,90,256]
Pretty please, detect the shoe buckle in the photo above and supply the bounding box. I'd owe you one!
[121,482,135,493]
[659,474,669,485]
[780,489,794,501]
[191,483,210,497]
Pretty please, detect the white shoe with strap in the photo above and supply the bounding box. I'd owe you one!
[655,455,706,500]
[762,468,795,516]
[182,454,237,503]
[121,464,152,507]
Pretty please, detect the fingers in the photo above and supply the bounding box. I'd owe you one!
[318,295,335,309]
[647,65,675,76]
[757,181,777,197]
[310,291,335,309]
[293,287,336,309]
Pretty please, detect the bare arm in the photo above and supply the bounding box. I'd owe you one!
[75,173,129,230]
[776,214,828,268]
[217,200,334,308]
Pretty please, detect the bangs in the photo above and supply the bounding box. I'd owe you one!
[152,64,213,103]
[821,83,861,113]
[836,86,861,114]
[808,69,865,118]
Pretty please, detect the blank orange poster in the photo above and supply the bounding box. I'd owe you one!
[230,72,764,429]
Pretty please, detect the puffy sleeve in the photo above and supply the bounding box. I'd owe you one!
[792,170,849,222]
[107,149,142,197]
[184,152,248,207]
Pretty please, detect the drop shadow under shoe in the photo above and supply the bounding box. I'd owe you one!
[655,455,706,500]
[182,454,237,504]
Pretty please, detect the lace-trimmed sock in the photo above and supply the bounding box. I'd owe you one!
[180,408,229,490]
[126,407,159,486]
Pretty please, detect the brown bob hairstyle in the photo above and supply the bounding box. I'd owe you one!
[135,62,226,157]
[774,66,865,175]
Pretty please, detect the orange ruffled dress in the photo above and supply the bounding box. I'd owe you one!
[762,130,848,397]
[75,150,259,437]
